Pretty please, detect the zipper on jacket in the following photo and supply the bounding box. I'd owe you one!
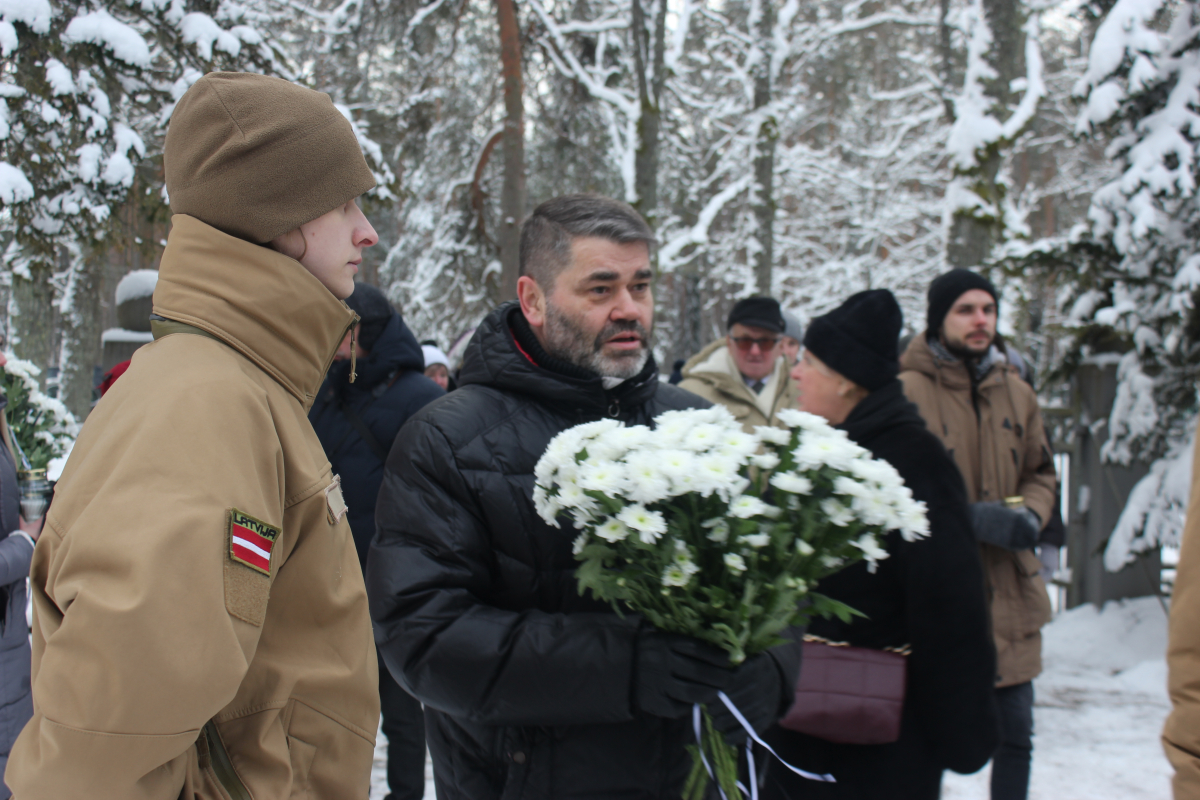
[203,720,252,800]
[349,324,358,383]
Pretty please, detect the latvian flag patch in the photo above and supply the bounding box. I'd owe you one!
[228,508,280,576]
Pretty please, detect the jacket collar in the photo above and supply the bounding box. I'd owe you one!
[458,302,660,419]
[683,337,788,412]
[153,214,357,410]
[837,379,925,447]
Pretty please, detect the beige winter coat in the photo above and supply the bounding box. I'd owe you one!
[6,215,379,799]
[900,333,1056,688]
[1165,438,1200,798]
[678,338,798,432]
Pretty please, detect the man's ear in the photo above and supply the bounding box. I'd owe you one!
[517,275,546,329]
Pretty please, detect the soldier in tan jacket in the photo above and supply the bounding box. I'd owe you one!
[1165,440,1200,799]
[6,73,381,799]
[678,297,799,432]
[899,269,1056,800]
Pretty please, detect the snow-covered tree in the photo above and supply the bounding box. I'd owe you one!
[1060,0,1200,568]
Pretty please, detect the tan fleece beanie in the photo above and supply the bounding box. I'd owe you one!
[164,72,376,243]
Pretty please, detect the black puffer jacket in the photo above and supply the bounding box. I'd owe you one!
[309,312,443,567]
[763,380,999,800]
[368,303,721,800]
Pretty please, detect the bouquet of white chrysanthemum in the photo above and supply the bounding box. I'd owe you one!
[533,405,928,799]
[2,356,79,475]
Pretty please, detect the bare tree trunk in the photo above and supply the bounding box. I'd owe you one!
[58,251,104,420]
[750,0,777,295]
[10,262,57,387]
[497,0,526,301]
[631,0,667,225]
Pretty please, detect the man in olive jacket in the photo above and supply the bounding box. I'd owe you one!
[367,195,801,800]
[678,297,799,433]
[7,74,379,799]
[899,268,1056,800]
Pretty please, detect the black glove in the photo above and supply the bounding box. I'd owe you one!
[969,502,1040,551]
[707,633,802,745]
[634,630,736,719]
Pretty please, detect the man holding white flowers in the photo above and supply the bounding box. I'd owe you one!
[367,194,801,800]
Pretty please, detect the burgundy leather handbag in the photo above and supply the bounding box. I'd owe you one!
[777,636,909,745]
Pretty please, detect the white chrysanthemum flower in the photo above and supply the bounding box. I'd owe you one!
[662,564,693,587]
[578,460,627,495]
[793,434,865,472]
[850,493,892,528]
[623,452,673,504]
[595,517,631,542]
[728,495,774,519]
[795,538,815,556]
[851,533,890,573]
[820,554,844,569]
[833,475,869,499]
[681,423,724,452]
[739,532,770,548]
[651,412,694,447]
[754,425,793,446]
[849,458,904,489]
[573,533,588,555]
[716,429,758,461]
[573,418,623,441]
[751,452,781,470]
[821,498,855,527]
[770,472,813,495]
[656,449,694,480]
[898,501,931,541]
[783,576,808,591]
[703,518,730,543]
[617,504,667,543]
[777,408,834,432]
[694,453,741,497]
[724,552,747,572]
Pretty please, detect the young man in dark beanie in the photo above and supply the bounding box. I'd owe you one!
[678,296,799,432]
[309,281,442,800]
[8,73,382,799]
[899,268,1058,800]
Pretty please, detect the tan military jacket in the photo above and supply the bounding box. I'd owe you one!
[900,333,1056,688]
[7,215,379,799]
[1165,439,1200,798]
[678,339,798,433]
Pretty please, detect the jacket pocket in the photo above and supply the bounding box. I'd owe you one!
[223,559,270,626]
[287,735,317,799]
[286,699,376,799]
[1013,550,1052,633]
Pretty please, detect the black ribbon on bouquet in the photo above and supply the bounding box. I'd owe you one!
[693,692,836,800]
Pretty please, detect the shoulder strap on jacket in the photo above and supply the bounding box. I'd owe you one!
[338,399,390,463]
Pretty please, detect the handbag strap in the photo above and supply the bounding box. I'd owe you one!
[803,633,912,657]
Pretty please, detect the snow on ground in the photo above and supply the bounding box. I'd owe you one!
[944,595,1172,800]
[370,596,1173,799]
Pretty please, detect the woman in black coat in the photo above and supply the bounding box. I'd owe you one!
[762,290,999,800]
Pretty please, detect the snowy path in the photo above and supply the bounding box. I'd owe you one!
[370,597,1174,799]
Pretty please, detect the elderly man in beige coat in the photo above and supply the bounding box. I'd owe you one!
[678,297,798,432]
[1165,438,1200,798]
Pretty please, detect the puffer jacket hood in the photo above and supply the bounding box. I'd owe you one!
[458,302,662,419]
[8,215,378,800]
[326,310,426,392]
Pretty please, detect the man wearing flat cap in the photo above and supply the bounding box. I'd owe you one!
[899,268,1057,800]
[678,296,799,432]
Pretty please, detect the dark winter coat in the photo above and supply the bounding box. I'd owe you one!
[367,302,714,800]
[763,380,999,800]
[0,408,31,799]
[309,312,444,568]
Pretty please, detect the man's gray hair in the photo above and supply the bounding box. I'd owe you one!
[519,194,655,290]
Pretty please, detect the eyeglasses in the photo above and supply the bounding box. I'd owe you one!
[730,336,780,352]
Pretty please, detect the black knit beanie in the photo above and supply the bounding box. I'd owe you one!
[802,290,902,391]
[344,282,393,351]
[926,268,998,336]
[728,297,785,333]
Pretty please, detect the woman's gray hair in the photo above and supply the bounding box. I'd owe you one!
[519,194,655,290]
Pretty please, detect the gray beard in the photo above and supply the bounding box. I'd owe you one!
[543,303,651,380]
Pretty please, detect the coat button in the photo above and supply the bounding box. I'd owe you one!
[512,751,527,764]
